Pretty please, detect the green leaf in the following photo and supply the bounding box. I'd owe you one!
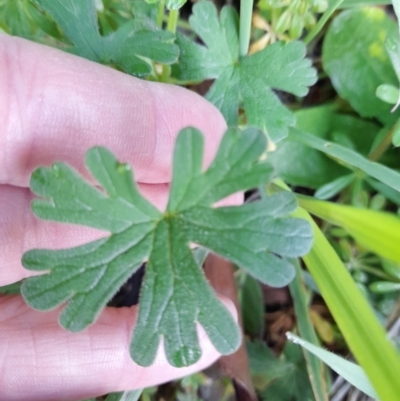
[165,0,186,10]
[21,127,313,367]
[34,0,179,76]
[142,0,186,10]
[253,341,315,401]
[268,105,379,188]
[276,177,400,401]
[102,22,179,76]
[298,195,400,264]
[289,261,329,401]
[34,0,102,60]
[173,1,317,141]
[291,204,400,401]
[0,0,60,39]
[314,174,354,200]
[0,281,22,295]
[381,30,400,110]
[104,390,142,401]
[290,128,400,193]
[247,339,314,401]
[376,83,400,104]
[322,7,400,125]
[367,178,400,205]
[382,259,400,280]
[392,118,400,146]
[173,3,238,82]
[247,340,294,384]
[337,0,390,6]
[192,246,209,268]
[370,281,400,293]
[240,274,265,337]
[286,333,378,399]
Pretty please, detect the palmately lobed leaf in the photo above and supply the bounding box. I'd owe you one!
[34,0,179,77]
[172,1,317,141]
[21,127,313,367]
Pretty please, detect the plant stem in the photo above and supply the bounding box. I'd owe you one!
[160,8,179,82]
[239,0,254,57]
[167,8,179,33]
[368,123,396,162]
[157,0,165,28]
[357,264,395,281]
[304,0,344,45]
[162,15,192,31]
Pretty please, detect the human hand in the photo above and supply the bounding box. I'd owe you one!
[0,35,237,401]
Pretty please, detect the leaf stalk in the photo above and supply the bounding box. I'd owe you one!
[304,0,344,45]
[368,123,396,162]
[167,8,179,33]
[239,0,254,57]
[157,0,165,28]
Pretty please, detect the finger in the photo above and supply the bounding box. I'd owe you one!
[0,35,226,187]
[0,295,238,401]
[0,185,242,286]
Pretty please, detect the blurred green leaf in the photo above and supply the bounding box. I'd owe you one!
[323,7,400,125]
[286,333,378,399]
[165,0,186,10]
[290,128,400,193]
[370,193,387,210]
[381,33,400,111]
[259,341,315,401]
[315,174,354,200]
[292,205,400,401]
[298,196,400,264]
[0,0,60,39]
[392,118,400,146]
[34,0,179,76]
[34,0,102,59]
[192,247,209,269]
[247,340,293,382]
[247,340,315,401]
[370,281,400,293]
[382,259,400,280]
[269,105,379,189]
[336,0,390,6]
[0,281,22,295]
[289,261,329,401]
[240,274,265,337]
[367,178,400,205]
[105,390,142,401]
[376,83,400,104]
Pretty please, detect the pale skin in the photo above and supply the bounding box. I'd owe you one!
[0,35,239,401]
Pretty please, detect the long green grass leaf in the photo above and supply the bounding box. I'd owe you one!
[104,390,142,401]
[289,129,400,192]
[298,196,400,264]
[286,333,378,399]
[289,260,329,401]
[292,207,400,401]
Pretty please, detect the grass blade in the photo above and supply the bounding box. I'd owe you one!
[290,129,400,192]
[286,333,378,399]
[289,260,329,401]
[104,390,142,401]
[298,195,400,264]
[292,206,400,401]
